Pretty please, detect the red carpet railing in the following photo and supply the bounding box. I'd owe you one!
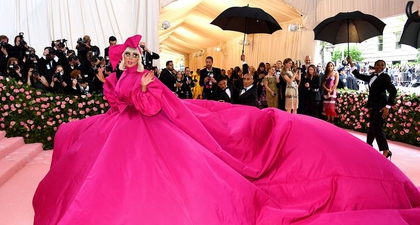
[1,76,419,149]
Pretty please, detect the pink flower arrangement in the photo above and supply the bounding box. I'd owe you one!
[336,90,420,146]
[0,76,110,149]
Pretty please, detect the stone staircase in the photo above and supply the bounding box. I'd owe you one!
[0,130,52,224]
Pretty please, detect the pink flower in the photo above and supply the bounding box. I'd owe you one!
[9,96,15,101]
[399,131,404,135]
[80,110,85,115]
[35,98,41,103]
[78,103,83,108]
[36,111,41,116]
[1,97,5,101]
[0,124,5,129]
[36,91,41,95]
[26,95,31,100]
[3,105,9,110]
[47,136,52,141]
[10,121,16,126]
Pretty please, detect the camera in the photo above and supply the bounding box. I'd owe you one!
[58,39,67,48]
[25,50,37,59]
[53,72,63,82]
[9,64,19,70]
[0,41,7,48]
[77,37,86,45]
[18,32,27,47]
[91,52,98,63]
[32,69,40,76]
[76,38,87,51]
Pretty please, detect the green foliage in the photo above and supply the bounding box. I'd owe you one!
[0,77,109,149]
[417,49,420,63]
[336,89,420,146]
[1,76,419,149]
[331,46,364,63]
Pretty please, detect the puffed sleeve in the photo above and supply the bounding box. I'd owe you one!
[131,73,163,116]
[103,72,119,114]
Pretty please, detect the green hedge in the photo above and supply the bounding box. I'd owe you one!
[1,76,419,149]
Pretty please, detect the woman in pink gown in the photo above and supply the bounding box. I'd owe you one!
[33,35,420,225]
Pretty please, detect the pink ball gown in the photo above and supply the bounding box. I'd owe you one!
[33,36,420,225]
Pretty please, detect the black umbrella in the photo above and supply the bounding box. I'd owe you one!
[211,5,281,54]
[313,11,386,54]
[400,1,420,48]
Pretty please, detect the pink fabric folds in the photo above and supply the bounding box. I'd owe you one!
[33,65,420,224]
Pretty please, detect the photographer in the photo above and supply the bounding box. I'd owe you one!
[66,69,86,95]
[12,33,29,64]
[27,66,49,91]
[52,39,69,60]
[0,35,14,75]
[22,47,40,71]
[49,65,68,93]
[76,35,100,64]
[38,47,60,83]
[64,50,84,75]
[139,41,159,70]
[6,57,26,83]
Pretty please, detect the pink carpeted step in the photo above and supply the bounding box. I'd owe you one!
[0,143,43,187]
[0,137,24,160]
[0,150,52,225]
[0,131,5,140]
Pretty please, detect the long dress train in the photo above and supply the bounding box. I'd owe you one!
[33,66,420,224]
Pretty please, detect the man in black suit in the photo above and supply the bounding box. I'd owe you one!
[214,75,234,103]
[140,41,159,70]
[104,36,117,63]
[238,73,258,107]
[159,60,177,92]
[347,56,397,159]
[199,56,221,100]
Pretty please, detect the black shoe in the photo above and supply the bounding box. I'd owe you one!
[385,150,392,160]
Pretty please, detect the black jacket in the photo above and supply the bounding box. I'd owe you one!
[238,84,258,107]
[352,70,397,109]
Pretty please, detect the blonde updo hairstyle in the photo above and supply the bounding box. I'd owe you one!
[118,47,144,72]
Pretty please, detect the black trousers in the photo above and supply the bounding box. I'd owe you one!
[367,108,389,151]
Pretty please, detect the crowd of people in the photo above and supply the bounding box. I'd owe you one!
[159,54,363,124]
[0,33,160,96]
[1,33,401,125]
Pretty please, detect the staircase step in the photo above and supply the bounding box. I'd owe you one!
[0,143,43,187]
[0,131,5,140]
[0,137,25,160]
[0,150,52,225]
